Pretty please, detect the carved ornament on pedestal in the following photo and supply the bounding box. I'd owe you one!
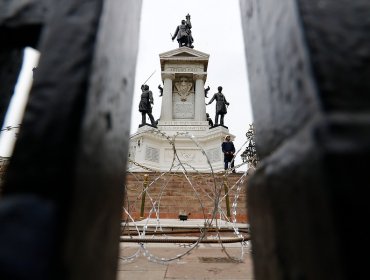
[175,77,193,101]
[193,73,206,81]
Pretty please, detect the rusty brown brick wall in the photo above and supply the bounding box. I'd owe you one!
[124,172,248,223]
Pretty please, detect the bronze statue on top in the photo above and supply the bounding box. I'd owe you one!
[172,14,194,48]
[206,86,230,127]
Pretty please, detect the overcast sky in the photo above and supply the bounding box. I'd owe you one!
[0,0,254,169]
[131,0,253,167]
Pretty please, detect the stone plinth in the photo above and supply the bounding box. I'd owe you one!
[128,125,234,172]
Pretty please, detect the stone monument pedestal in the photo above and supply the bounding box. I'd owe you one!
[128,47,234,172]
[129,123,233,172]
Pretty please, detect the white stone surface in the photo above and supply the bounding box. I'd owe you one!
[128,47,234,172]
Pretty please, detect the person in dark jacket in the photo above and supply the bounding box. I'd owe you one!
[222,135,236,172]
[139,84,156,127]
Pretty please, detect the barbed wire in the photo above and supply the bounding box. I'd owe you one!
[0,124,253,263]
[0,125,21,132]
[121,127,252,264]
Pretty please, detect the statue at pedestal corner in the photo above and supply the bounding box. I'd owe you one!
[158,84,163,97]
[139,84,157,128]
[175,77,193,101]
[171,13,194,48]
[204,86,210,98]
[206,113,214,127]
[206,86,230,126]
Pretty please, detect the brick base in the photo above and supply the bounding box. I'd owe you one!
[123,172,248,223]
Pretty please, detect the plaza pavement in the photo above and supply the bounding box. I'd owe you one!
[117,219,254,280]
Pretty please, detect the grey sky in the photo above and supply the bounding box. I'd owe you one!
[131,0,253,168]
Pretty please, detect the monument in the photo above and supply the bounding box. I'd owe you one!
[128,47,235,172]
[128,16,234,172]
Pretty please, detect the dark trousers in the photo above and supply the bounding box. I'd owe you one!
[224,157,234,170]
[141,112,155,126]
[215,113,225,126]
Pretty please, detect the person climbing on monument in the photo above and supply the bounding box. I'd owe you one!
[206,86,230,126]
[139,84,157,127]
[222,135,236,172]
[171,14,194,48]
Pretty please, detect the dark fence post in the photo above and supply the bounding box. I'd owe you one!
[0,0,46,127]
[240,0,370,279]
[0,0,142,279]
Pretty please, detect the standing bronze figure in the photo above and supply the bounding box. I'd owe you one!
[207,86,229,126]
[172,14,194,48]
[139,84,156,127]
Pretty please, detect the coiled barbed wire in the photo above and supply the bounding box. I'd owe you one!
[0,125,21,132]
[121,128,252,264]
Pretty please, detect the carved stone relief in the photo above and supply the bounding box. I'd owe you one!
[174,77,193,101]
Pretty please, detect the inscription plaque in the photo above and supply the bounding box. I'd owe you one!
[206,148,221,163]
[145,146,159,163]
[174,103,194,118]
[173,92,194,119]
[165,64,204,73]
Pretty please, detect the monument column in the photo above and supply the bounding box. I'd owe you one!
[160,73,175,121]
[194,74,206,121]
